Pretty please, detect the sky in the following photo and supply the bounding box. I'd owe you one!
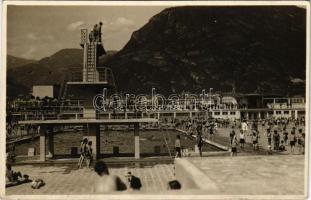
[7,6,169,60]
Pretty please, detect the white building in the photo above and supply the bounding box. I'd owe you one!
[32,85,59,99]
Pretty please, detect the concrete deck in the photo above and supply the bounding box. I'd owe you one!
[6,163,175,195]
[175,155,305,196]
[18,118,158,125]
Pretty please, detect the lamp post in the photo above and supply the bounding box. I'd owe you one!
[125,94,129,111]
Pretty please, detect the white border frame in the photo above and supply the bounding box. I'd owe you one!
[1,1,310,199]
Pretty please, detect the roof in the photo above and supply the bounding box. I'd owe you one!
[18,118,158,125]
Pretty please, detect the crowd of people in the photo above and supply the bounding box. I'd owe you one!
[227,117,305,156]
[173,115,305,157]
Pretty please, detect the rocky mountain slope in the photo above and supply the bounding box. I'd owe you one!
[104,6,306,95]
[7,6,306,97]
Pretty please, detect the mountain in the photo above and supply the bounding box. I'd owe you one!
[103,6,306,95]
[7,49,83,97]
[7,55,36,69]
[7,49,117,97]
[7,6,306,98]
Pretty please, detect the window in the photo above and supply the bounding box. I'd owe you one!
[222,112,228,115]
[230,112,236,115]
[284,111,289,115]
[276,111,282,115]
[214,112,220,115]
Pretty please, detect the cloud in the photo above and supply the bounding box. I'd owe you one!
[21,46,37,59]
[25,33,55,42]
[103,17,136,34]
[26,33,40,41]
[67,21,85,31]
[114,17,135,26]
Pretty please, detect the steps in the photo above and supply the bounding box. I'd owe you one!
[86,44,97,82]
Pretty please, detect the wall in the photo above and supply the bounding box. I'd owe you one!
[32,85,54,99]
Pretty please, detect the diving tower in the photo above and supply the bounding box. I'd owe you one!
[59,23,116,118]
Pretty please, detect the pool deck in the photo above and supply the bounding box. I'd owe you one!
[175,155,306,196]
[6,155,306,197]
[6,163,175,195]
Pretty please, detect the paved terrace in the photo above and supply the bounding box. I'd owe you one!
[6,155,305,197]
[175,155,305,196]
[6,163,175,195]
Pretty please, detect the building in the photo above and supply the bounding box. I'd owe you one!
[32,85,60,99]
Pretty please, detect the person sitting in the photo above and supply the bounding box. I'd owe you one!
[6,163,22,182]
[126,172,142,191]
[6,164,31,187]
[93,160,126,193]
[168,180,181,190]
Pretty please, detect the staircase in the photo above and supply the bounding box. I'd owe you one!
[86,44,98,82]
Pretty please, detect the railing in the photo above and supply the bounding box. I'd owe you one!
[67,67,116,88]
[267,103,305,109]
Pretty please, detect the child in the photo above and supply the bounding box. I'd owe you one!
[279,140,286,151]
[252,130,259,151]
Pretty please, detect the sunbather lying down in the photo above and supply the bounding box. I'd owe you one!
[6,163,31,188]
[31,179,45,189]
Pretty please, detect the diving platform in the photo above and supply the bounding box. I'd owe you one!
[19,118,158,162]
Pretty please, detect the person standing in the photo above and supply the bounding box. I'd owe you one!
[301,132,305,155]
[241,120,248,135]
[175,135,182,158]
[283,129,289,146]
[93,24,99,42]
[85,141,93,168]
[209,124,215,141]
[98,22,103,42]
[231,132,238,157]
[197,135,203,157]
[297,129,303,154]
[266,128,272,147]
[273,130,280,151]
[239,129,245,149]
[289,130,296,154]
[252,129,259,151]
[78,138,88,169]
[89,30,94,43]
[229,127,235,146]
